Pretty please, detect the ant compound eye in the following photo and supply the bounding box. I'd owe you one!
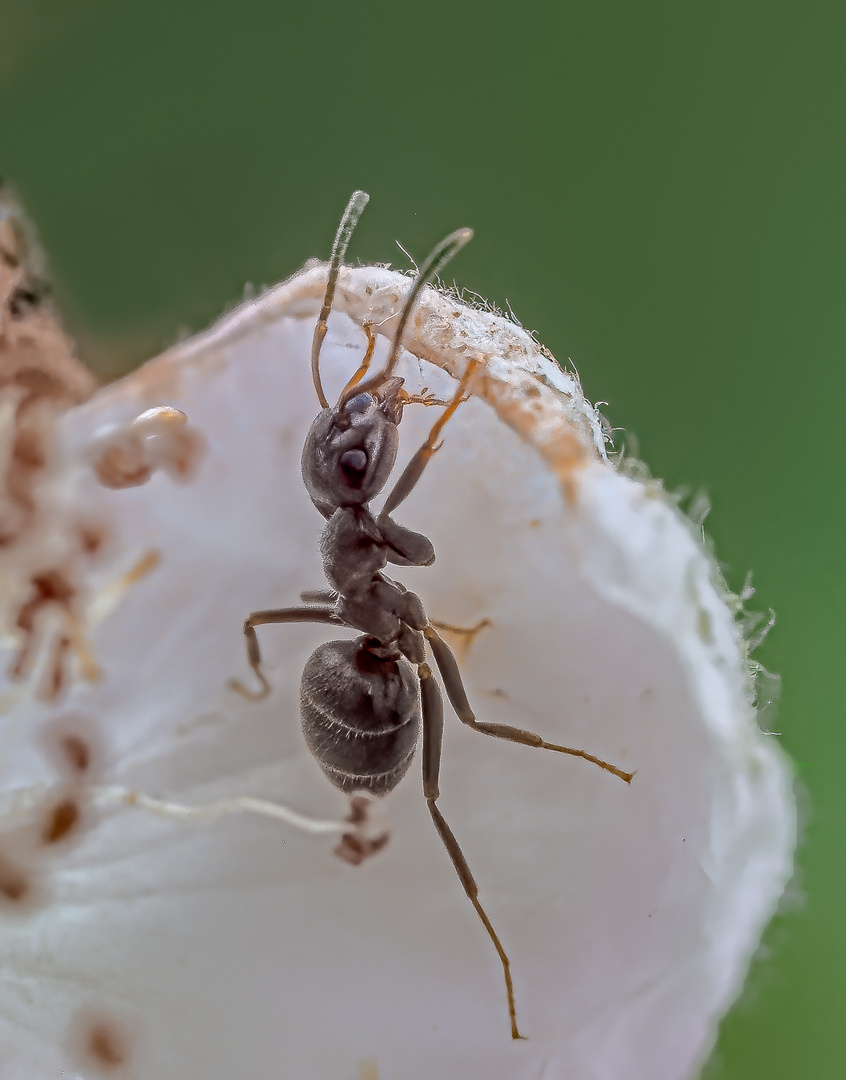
[344,394,371,415]
[339,448,368,487]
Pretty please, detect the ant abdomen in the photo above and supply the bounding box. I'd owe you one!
[300,637,421,797]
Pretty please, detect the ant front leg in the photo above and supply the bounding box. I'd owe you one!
[230,606,341,701]
[418,661,524,1041]
[424,626,634,784]
[378,360,478,522]
[337,322,377,400]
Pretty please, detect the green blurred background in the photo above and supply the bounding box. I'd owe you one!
[0,1,841,1075]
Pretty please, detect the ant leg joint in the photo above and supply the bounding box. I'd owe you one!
[228,669,270,701]
[229,621,271,700]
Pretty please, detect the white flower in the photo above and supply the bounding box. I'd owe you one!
[0,219,794,1079]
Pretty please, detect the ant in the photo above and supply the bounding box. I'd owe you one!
[231,191,633,1040]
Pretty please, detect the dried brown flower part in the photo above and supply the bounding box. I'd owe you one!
[0,192,95,540]
[0,195,203,701]
[0,190,102,700]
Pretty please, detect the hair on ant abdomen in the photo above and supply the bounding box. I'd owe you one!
[230,191,633,1040]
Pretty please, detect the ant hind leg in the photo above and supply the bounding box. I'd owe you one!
[424,625,634,784]
[419,661,524,1041]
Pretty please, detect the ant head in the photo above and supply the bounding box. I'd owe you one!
[302,378,404,517]
[304,191,472,518]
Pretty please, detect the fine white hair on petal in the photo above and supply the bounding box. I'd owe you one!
[0,263,794,1080]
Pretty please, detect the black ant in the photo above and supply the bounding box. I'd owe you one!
[231,191,633,1040]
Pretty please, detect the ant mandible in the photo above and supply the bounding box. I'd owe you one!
[231,191,633,1040]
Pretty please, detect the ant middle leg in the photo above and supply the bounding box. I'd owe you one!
[300,589,337,604]
[424,626,634,784]
[230,606,341,701]
[419,661,523,1041]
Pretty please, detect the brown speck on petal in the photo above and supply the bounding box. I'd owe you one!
[62,733,91,773]
[39,714,102,779]
[71,1011,135,1075]
[42,797,80,845]
[78,521,110,556]
[0,854,30,904]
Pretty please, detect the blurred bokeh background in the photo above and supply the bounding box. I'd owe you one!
[0,1,842,1076]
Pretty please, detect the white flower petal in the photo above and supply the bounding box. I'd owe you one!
[0,264,794,1080]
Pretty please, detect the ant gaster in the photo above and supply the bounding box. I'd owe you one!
[231,191,633,1040]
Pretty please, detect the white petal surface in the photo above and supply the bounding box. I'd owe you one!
[0,266,794,1080]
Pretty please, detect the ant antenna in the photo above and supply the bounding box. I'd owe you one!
[337,226,473,410]
[311,190,370,409]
